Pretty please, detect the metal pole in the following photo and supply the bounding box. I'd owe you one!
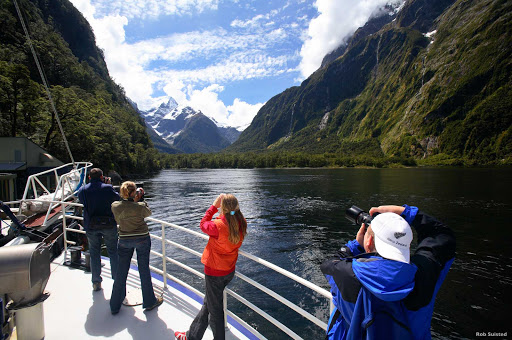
[161,223,167,289]
[62,188,68,262]
[223,290,228,331]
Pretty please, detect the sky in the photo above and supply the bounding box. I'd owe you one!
[69,0,400,130]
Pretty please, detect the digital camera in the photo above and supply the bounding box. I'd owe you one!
[136,187,144,201]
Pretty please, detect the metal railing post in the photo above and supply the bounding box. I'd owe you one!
[223,289,228,330]
[61,192,68,262]
[161,223,167,289]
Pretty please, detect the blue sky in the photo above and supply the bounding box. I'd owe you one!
[69,0,401,129]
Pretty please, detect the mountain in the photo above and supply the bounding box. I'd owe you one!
[229,0,512,164]
[127,99,181,154]
[139,98,241,153]
[320,3,401,69]
[0,0,161,174]
[173,113,231,153]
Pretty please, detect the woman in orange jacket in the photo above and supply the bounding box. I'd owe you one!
[175,193,247,340]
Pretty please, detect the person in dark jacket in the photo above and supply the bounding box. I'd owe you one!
[77,168,120,291]
[321,204,456,340]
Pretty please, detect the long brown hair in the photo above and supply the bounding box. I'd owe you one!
[220,194,247,244]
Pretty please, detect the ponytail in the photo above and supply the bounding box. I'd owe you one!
[221,194,247,244]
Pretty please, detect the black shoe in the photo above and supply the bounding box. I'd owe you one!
[145,296,163,311]
[93,282,102,291]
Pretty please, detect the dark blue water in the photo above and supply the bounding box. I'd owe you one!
[139,168,512,339]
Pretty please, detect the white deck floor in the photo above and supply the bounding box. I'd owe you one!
[42,253,254,340]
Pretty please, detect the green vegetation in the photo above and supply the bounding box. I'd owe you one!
[158,150,511,169]
[0,0,161,175]
[158,152,417,169]
[228,0,512,166]
[1,0,510,173]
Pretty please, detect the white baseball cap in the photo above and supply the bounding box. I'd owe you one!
[370,212,412,263]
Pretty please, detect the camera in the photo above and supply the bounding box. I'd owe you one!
[101,176,112,184]
[136,187,144,201]
[345,206,379,227]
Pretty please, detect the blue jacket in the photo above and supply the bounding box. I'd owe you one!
[77,178,120,230]
[321,205,456,340]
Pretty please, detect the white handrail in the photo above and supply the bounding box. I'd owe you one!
[2,199,331,339]
[145,216,331,339]
[21,162,92,200]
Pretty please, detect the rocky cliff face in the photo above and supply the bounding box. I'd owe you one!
[229,0,512,164]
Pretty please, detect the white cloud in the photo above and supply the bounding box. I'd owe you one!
[299,0,403,79]
[89,0,220,19]
[169,84,263,130]
[231,14,270,29]
[227,98,264,129]
[70,0,332,129]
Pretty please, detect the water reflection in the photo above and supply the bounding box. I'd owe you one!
[140,168,512,339]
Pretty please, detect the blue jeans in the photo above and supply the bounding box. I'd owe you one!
[86,227,119,283]
[110,235,157,312]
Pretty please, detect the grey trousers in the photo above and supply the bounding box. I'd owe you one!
[187,271,235,340]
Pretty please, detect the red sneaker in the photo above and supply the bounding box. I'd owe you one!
[174,331,187,340]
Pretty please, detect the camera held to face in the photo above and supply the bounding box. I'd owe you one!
[345,205,379,228]
[136,187,144,201]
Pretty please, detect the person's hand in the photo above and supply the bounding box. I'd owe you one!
[356,223,366,246]
[134,188,144,202]
[369,205,405,216]
[213,193,225,208]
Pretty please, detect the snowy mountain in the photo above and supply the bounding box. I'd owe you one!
[138,98,241,153]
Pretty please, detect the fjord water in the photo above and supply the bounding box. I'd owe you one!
[140,168,511,339]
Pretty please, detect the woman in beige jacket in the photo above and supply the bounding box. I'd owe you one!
[109,181,163,314]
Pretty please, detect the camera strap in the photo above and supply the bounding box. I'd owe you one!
[325,308,341,340]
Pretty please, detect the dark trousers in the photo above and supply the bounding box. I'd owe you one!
[187,271,235,340]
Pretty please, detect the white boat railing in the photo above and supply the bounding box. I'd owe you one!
[2,197,333,339]
[146,216,332,340]
[19,162,92,227]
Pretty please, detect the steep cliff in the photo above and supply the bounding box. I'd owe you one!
[229,0,512,164]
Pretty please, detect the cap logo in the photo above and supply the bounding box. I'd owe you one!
[394,232,406,239]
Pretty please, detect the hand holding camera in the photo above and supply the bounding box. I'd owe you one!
[346,206,378,246]
[347,205,407,245]
[135,187,144,202]
[101,176,112,184]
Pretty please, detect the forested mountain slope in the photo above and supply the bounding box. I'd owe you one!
[0,0,160,174]
[229,0,512,165]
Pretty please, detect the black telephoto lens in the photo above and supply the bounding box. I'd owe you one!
[345,205,376,226]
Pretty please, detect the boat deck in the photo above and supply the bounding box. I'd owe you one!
[42,253,254,339]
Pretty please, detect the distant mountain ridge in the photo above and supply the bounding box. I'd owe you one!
[228,0,512,164]
[138,98,241,153]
